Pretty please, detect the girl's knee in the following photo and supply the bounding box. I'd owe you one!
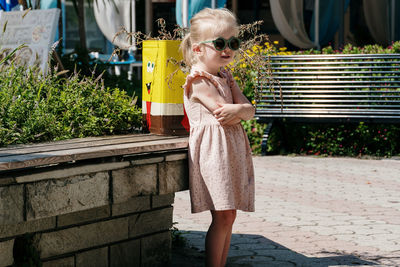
[228,210,237,222]
[212,210,236,226]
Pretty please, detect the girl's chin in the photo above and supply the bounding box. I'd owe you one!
[220,57,233,65]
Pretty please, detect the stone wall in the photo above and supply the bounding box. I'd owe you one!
[0,150,189,266]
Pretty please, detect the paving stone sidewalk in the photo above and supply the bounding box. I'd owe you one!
[172,156,400,266]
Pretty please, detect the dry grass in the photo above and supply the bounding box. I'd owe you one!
[113,18,281,104]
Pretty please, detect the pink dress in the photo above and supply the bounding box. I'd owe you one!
[183,67,255,213]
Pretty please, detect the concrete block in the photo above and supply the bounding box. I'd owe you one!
[0,185,23,224]
[110,239,140,267]
[26,172,109,220]
[0,177,15,186]
[165,153,187,161]
[38,217,128,258]
[152,193,175,209]
[42,257,74,267]
[0,239,14,267]
[141,231,171,267]
[158,161,189,195]
[76,247,108,267]
[112,196,150,216]
[129,207,173,238]
[113,165,157,203]
[130,156,164,166]
[16,161,129,183]
[57,205,110,227]
[0,217,56,239]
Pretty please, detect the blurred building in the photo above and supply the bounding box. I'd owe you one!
[12,0,398,55]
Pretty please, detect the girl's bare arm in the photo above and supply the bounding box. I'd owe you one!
[213,79,255,124]
[191,77,240,125]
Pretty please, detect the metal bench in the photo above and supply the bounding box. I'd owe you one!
[255,54,400,155]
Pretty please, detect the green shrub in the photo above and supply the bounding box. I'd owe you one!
[297,41,400,55]
[263,122,400,157]
[0,65,142,147]
[241,119,267,155]
[302,123,400,157]
[59,51,142,100]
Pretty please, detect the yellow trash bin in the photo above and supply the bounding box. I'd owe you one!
[142,40,189,135]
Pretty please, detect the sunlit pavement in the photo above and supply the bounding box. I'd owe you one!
[172,155,400,266]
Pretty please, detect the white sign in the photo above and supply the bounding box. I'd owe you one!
[0,9,60,73]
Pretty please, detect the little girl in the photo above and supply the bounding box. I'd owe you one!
[180,8,255,267]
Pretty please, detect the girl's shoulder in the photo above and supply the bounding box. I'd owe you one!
[218,68,235,88]
[183,68,220,96]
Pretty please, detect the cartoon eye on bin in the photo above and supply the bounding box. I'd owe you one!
[147,61,155,73]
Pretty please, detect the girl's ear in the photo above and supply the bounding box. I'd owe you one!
[192,43,202,55]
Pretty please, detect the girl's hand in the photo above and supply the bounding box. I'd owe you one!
[213,104,240,125]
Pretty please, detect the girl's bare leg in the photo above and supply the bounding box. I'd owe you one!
[220,210,236,266]
[205,210,237,267]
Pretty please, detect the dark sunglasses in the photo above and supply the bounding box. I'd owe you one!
[200,36,241,51]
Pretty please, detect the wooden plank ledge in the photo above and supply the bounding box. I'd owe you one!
[0,134,189,171]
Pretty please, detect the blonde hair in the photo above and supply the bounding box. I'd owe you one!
[180,8,239,67]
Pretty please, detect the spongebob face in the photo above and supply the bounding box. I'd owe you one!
[147,61,155,73]
[145,61,155,94]
[141,40,189,134]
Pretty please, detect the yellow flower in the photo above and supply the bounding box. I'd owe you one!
[252,45,262,52]
[251,100,256,105]
[279,47,287,51]
[273,41,279,45]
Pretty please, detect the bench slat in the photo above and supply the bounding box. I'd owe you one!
[0,134,143,153]
[269,61,400,66]
[272,75,400,79]
[0,134,180,157]
[268,70,399,75]
[0,136,189,171]
[261,95,400,99]
[257,104,400,108]
[256,113,400,118]
[270,66,399,70]
[256,114,400,119]
[269,54,400,60]
[264,85,400,89]
[260,90,400,94]
[258,99,400,103]
[273,80,400,84]
[256,109,400,114]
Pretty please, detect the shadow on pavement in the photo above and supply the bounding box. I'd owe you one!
[172,231,377,267]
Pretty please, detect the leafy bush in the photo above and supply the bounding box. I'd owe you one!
[302,123,400,157]
[263,122,400,157]
[297,41,400,55]
[241,119,267,155]
[59,50,142,100]
[230,41,291,101]
[0,64,142,147]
